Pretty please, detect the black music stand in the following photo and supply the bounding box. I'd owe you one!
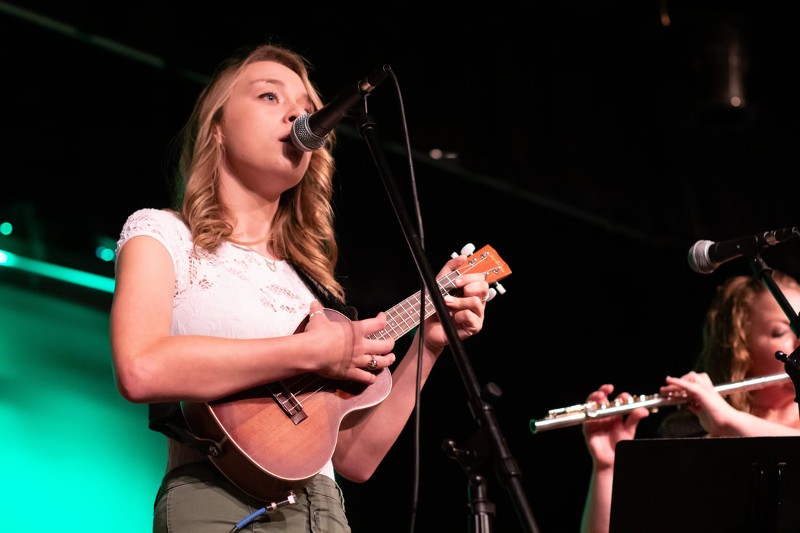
[610,437,800,533]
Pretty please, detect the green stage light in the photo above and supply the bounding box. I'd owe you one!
[0,249,115,293]
[95,245,116,262]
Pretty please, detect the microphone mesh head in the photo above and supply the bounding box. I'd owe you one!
[687,240,715,274]
[290,114,327,152]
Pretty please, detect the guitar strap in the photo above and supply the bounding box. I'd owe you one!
[147,263,358,448]
[292,265,358,320]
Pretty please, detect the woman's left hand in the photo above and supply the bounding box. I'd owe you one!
[422,254,489,351]
[661,371,738,435]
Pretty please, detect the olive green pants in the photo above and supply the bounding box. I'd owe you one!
[153,462,351,532]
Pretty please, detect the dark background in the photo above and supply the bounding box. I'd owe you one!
[4,1,800,531]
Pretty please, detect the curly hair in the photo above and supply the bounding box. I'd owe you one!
[170,42,343,301]
[695,270,800,412]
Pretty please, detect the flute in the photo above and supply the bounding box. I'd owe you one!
[529,372,792,434]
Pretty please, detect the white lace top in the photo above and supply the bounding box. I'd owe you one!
[116,208,335,481]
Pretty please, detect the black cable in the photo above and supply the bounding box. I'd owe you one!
[384,67,426,533]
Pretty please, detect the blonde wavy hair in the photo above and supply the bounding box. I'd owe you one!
[695,270,800,412]
[171,43,344,301]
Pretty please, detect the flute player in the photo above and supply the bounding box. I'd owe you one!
[580,271,800,533]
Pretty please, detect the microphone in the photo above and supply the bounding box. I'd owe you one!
[291,65,391,152]
[687,227,799,274]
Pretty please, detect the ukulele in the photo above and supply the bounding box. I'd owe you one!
[180,244,511,501]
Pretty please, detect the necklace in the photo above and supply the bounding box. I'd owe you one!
[263,255,277,272]
[229,241,277,271]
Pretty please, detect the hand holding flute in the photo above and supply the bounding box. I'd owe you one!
[580,384,649,465]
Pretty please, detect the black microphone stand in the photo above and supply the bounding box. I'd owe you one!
[349,101,539,533]
[748,254,800,409]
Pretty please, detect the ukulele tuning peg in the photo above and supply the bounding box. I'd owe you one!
[494,282,506,295]
[451,243,476,258]
[485,287,498,302]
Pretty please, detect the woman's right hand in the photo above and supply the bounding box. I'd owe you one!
[582,384,649,470]
[303,301,396,384]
